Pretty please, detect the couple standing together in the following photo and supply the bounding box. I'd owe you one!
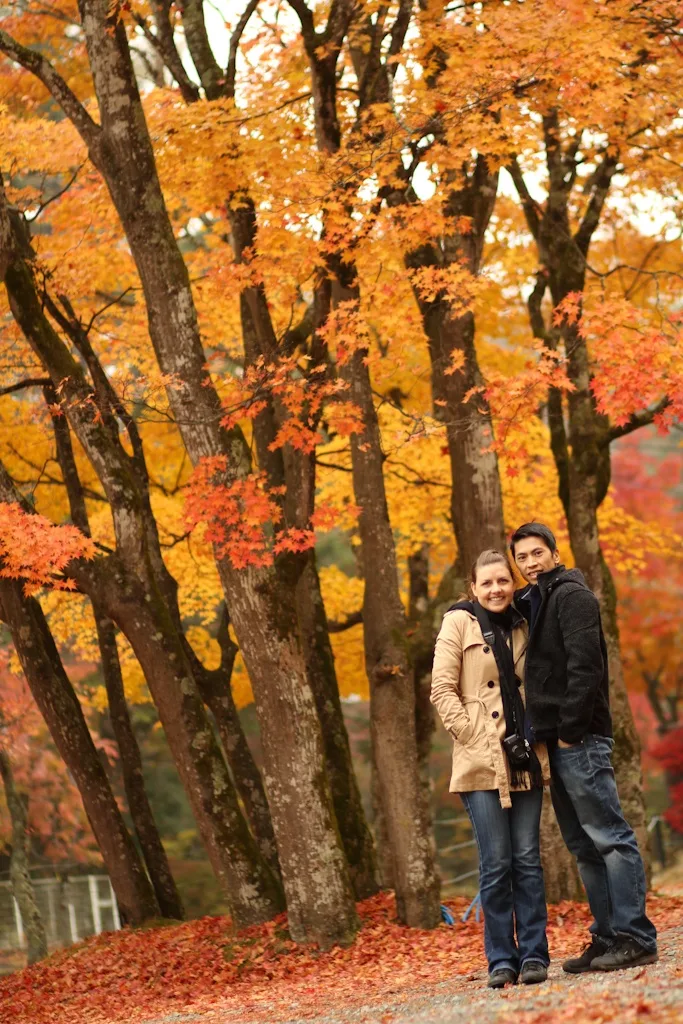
[431,522,658,988]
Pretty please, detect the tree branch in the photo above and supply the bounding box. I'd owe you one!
[574,151,619,256]
[507,157,541,241]
[134,2,200,103]
[604,396,671,445]
[0,377,52,397]
[225,0,261,98]
[328,610,363,633]
[0,31,101,150]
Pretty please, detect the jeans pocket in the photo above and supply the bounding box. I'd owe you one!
[584,734,614,773]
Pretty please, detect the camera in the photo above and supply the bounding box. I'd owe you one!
[502,733,532,769]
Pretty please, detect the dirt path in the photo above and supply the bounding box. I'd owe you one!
[142,924,682,1024]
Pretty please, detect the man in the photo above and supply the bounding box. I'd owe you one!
[510,522,657,973]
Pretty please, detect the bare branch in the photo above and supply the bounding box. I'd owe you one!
[134,3,200,103]
[0,377,52,397]
[27,162,87,223]
[507,157,541,241]
[328,610,363,633]
[226,0,261,98]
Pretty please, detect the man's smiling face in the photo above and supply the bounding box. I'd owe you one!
[512,535,560,585]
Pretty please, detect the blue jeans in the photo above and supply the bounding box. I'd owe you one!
[550,733,657,952]
[460,788,548,975]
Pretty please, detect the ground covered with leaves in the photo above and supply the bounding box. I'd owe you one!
[1,892,682,1024]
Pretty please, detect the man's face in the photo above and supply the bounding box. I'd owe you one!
[512,536,560,585]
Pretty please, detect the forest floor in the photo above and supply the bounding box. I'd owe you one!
[1,889,682,1024]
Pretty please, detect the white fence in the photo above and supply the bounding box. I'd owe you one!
[0,875,120,951]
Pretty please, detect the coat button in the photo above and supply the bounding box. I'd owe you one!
[492,711,499,719]
[487,680,495,688]
[483,646,490,653]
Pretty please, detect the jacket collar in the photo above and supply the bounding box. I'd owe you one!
[537,564,567,595]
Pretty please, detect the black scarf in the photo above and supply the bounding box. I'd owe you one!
[449,601,543,790]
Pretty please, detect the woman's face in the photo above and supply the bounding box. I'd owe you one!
[471,560,515,613]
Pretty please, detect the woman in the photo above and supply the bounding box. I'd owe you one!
[431,549,550,989]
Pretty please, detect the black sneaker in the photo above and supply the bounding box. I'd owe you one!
[487,967,518,988]
[591,938,658,972]
[520,961,548,984]
[562,936,613,974]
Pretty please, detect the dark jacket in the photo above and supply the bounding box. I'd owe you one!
[514,566,612,744]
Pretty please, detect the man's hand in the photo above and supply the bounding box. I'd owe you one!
[557,738,580,748]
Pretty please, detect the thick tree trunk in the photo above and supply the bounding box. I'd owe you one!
[2,2,359,947]
[339,323,441,928]
[402,160,505,573]
[188,633,281,880]
[0,580,160,926]
[295,551,379,900]
[0,747,48,963]
[75,4,357,945]
[0,217,284,929]
[229,201,377,901]
[90,565,286,926]
[95,613,184,920]
[408,545,437,846]
[539,791,583,904]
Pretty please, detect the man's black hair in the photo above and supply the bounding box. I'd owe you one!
[509,522,558,558]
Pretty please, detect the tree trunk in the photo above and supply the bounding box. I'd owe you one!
[539,791,584,904]
[408,546,437,847]
[0,212,284,929]
[0,579,160,927]
[339,324,441,929]
[295,551,379,900]
[188,628,281,880]
[75,3,358,945]
[401,159,505,573]
[95,612,184,920]
[0,747,48,963]
[229,200,377,901]
[42,388,184,921]
[289,2,439,927]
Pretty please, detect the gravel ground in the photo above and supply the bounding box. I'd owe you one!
[142,924,683,1024]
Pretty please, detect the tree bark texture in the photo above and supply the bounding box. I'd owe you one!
[44,384,184,921]
[339,338,441,927]
[95,613,185,920]
[289,0,440,928]
[228,199,378,901]
[403,159,506,573]
[539,791,583,904]
[0,747,49,963]
[0,204,285,929]
[0,579,160,927]
[408,545,437,852]
[0,8,359,945]
[186,632,281,880]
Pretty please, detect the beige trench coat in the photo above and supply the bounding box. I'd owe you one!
[431,608,550,809]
